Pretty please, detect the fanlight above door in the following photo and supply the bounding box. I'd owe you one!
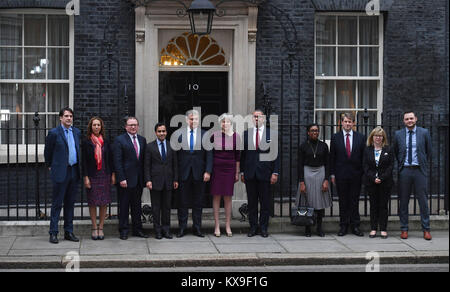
[160,32,227,66]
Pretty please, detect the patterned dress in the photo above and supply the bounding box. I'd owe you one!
[86,147,112,206]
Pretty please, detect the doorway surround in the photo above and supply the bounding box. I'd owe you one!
[135,2,258,139]
[135,2,259,214]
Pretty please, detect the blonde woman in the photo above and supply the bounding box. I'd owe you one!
[209,114,241,237]
[363,127,394,239]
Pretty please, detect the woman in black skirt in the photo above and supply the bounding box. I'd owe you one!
[82,117,115,240]
[298,124,332,237]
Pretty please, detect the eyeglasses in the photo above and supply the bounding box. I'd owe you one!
[126,124,138,127]
[309,129,319,132]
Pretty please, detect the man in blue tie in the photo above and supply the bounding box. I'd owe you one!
[393,111,433,240]
[44,107,81,244]
[144,123,178,239]
[174,110,212,238]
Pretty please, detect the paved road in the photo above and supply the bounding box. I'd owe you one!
[1,264,448,272]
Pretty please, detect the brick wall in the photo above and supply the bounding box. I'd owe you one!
[255,0,448,119]
[73,0,135,131]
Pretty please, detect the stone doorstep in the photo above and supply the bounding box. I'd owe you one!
[0,251,448,269]
[0,215,448,236]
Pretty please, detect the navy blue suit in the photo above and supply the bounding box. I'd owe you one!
[329,130,366,229]
[240,128,280,233]
[44,125,81,235]
[174,128,213,231]
[113,133,146,235]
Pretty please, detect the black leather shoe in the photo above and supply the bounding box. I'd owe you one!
[193,229,205,238]
[120,233,128,240]
[177,229,186,238]
[155,232,162,240]
[162,231,173,239]
[338,227,348,237]
[352,227,364,237]
[247,229,258,237]
[132,231,148,238]
[305,226,312,237]
[49,234,59,244]
[260,230,269,238]
[317,227,325,237]
[64,232,79,242]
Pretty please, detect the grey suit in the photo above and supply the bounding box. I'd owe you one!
[393,127,432,177]
[393,126,432,231]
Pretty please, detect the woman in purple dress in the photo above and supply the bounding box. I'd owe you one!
[82,117,115,240]
[210,114,241,237]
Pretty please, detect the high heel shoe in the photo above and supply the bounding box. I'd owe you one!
[226,231,233,237]
[98,228,104,240]
[91,228,98,240]
[214,231,221,237]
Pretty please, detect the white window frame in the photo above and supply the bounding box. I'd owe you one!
[314,12,384,135]
[0,9,74,162]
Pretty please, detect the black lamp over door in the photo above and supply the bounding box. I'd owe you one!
[187,0,216,35]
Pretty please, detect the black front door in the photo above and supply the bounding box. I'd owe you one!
[159,71,228,209]
[159,71,228,133]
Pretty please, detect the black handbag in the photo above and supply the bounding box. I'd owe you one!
[291,185,316,227]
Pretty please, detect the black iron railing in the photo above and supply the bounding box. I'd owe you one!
[272,111,449,218]
[0,112,448,221]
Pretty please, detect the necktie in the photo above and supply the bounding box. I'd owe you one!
[255,128,259,150]
[66,129,77,166]
[408,130,413,165]
[346,133,351,158]
[161,141,166,161]
[190,129,194,153]
[133,136,139,159]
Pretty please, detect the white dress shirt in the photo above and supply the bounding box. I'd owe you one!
[253,125,265,148]
[343,129,353,152]
[127,132,140,156]
[187,127,198,149]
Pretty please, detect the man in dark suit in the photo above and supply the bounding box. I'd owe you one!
[145,123,178,239]
[174,110,212,238]
[240,109,280,238]
[330,112,366,237]
[393,111,432,240]
[44,107,81,244]
[113,117,148,240]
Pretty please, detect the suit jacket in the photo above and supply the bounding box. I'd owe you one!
[174,128,213,181]
[329,131,366,181]
[240,127,280,182]
[44,125,81,183]
[393,126,432,176]
[144,140,178,191]
[81,137,113,178]
[362,145,394,191]
[113,133,146,188]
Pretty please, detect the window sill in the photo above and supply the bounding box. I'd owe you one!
[0,144,45,164]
